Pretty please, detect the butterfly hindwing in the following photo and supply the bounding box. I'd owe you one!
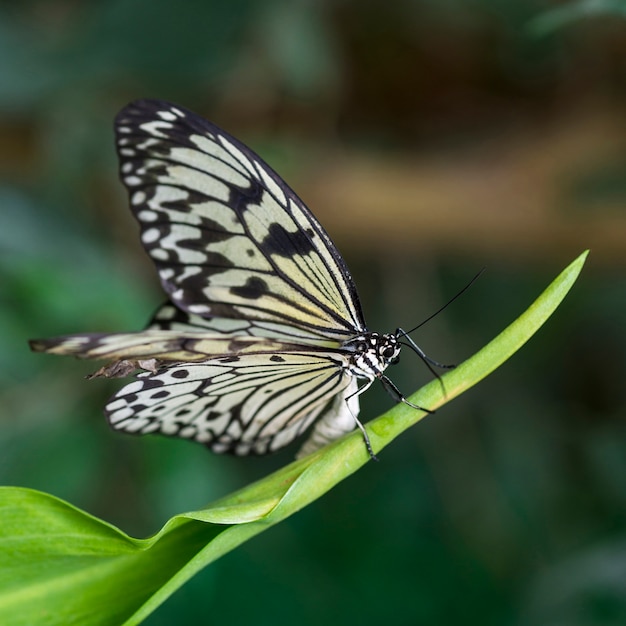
[105,351,353,455]
[115,100,365,340]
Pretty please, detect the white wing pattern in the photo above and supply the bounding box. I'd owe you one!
[107,352,352,455]
[116,99,365,339]
[30,99,405,457]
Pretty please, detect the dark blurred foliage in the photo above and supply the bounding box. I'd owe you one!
[1,1,625,624]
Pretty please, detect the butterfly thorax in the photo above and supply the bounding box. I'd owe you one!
[342,332,400,380]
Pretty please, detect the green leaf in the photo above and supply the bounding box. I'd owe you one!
[0,251,589,626]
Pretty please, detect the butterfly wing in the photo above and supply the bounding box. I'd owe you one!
[115,99,366,340]
[29,329,324,364]
[29,300,342,365]
[105,351,353,455]
[30,100,374,456]
[148,300,344,346]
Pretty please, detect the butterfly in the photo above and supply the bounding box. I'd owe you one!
[30,99,441,459]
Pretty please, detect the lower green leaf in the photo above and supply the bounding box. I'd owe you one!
[0,251,588,626]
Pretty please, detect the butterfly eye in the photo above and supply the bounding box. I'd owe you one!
[382,345,397,360]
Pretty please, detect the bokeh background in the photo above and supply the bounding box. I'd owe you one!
[1,1,625,624]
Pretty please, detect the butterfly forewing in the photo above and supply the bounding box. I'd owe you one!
[115,100,365,339]
[149,301,342,347]
[29,328,337,364]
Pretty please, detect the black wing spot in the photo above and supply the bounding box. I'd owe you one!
[227,338,253,352]
[150,390,170,399]
[261,223,316,258]
[137,378,165,391]
[230,182,264,212]
[270,355,285,362]
[230,276,269,300]
[171,369,190,379]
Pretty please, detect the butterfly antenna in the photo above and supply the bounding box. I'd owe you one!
[395,269,484,392]
[396,268,485,339]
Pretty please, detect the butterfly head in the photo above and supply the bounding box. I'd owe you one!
[344,332,400,379]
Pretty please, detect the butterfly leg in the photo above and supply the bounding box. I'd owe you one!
[296,378,378,460]
[379,374,435,414]
[344,378,379,460]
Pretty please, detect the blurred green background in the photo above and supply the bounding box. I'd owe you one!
[1,1,625,624]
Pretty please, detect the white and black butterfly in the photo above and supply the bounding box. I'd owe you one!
[30,100,444,458]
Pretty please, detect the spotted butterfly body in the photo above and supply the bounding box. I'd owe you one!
[30,100,405,457]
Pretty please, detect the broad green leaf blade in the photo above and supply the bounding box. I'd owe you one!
[0,251,588,626]
[0,488,222,626]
